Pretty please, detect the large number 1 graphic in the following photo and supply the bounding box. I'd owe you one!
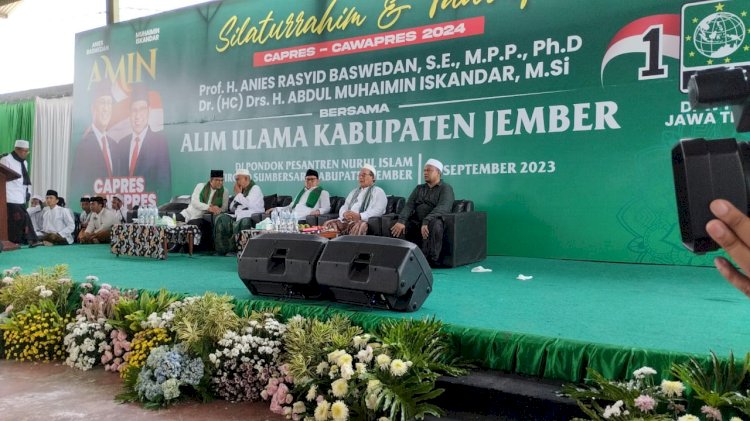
[639,25,668,80]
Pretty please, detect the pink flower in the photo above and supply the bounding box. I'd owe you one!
[102,350,113,364]
[701,405,722,421]
[83,293,96,302]
[634,395,656,412]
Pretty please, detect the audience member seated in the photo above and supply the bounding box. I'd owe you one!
[214,169,263,256]
[79,196,117,244]
[389,159,454,266]
[79,196,91,231]
[267,169,330,221]
[177,169,228,251]
[111,194,127,224]
[38,189,75,246]
[27,194,45,235]
[323,164,386,236]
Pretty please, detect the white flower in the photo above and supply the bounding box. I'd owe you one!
[328,349,346,364]
[57,278,72,284]
[100,283,111,289]
[730,417,744,421]
[389,359,409,377]
[331,378,348,398]
[85,275,99,282]
[80,283,93,289]
[355,363,367,375]
[306,385,317,401]
[356,346,373,363]
[292,401,306,414]
[330,400,348,421]
[376,354,391,370]
[340,364,354,380]
[40,289,53,298]
[660,380,685,397]
[632,366,657,379]
[1,277,12,285]
[677,416,700,421]
[367,379,381,392]
[34,285,45,291]
[337,353,353,367]
[602,400,623,419]
[314,400,330,421]
[316,361,330,375]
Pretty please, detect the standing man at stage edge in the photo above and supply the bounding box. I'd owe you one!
[390,158,454,266]
[1,139,41,247]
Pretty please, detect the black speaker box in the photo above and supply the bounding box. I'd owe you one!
[315,236,433,312]
[238,232,328,299]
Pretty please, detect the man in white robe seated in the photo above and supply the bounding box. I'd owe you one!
[111,194,127,224]
[39,189,76,246]
[214,169,264,256]
[323,164,387,236]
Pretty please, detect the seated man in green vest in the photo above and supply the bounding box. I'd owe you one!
[177,169,229,252]
[266,169,331,221]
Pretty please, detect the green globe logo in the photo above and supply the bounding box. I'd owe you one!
[693,11,745,58]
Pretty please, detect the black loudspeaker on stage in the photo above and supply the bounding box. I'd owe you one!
[238,234,433,312]
[316,236,433,312]
[237,233,328,299]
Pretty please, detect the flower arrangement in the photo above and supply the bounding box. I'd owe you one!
[171,293,243,358]
[121,327,173,378]
[129,343,206,408]
[63,282,135,371]
[0,299,73,362]
[208,312,286,402]
[109,289,182,335]
[563,352,750,421]
[0,265,75,314]
[63,315,111,370]
[101,328,131,372]
[271,315,466,421]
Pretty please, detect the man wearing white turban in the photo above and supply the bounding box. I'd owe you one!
[323,164,387,236]
[1,140,42,247]
[390,158,454,266]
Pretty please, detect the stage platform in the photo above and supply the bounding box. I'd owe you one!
[3,244,748,383]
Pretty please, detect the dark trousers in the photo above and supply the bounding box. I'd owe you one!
[7,203,38,244]
[402,218,444,265]
[176,213,213,251]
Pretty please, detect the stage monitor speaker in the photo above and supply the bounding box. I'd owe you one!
[238,232,328,299]
[315,236,432,312]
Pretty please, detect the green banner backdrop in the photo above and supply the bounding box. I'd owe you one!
[70,0,746,265]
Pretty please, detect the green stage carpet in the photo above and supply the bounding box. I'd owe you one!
[3,244,749,382]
